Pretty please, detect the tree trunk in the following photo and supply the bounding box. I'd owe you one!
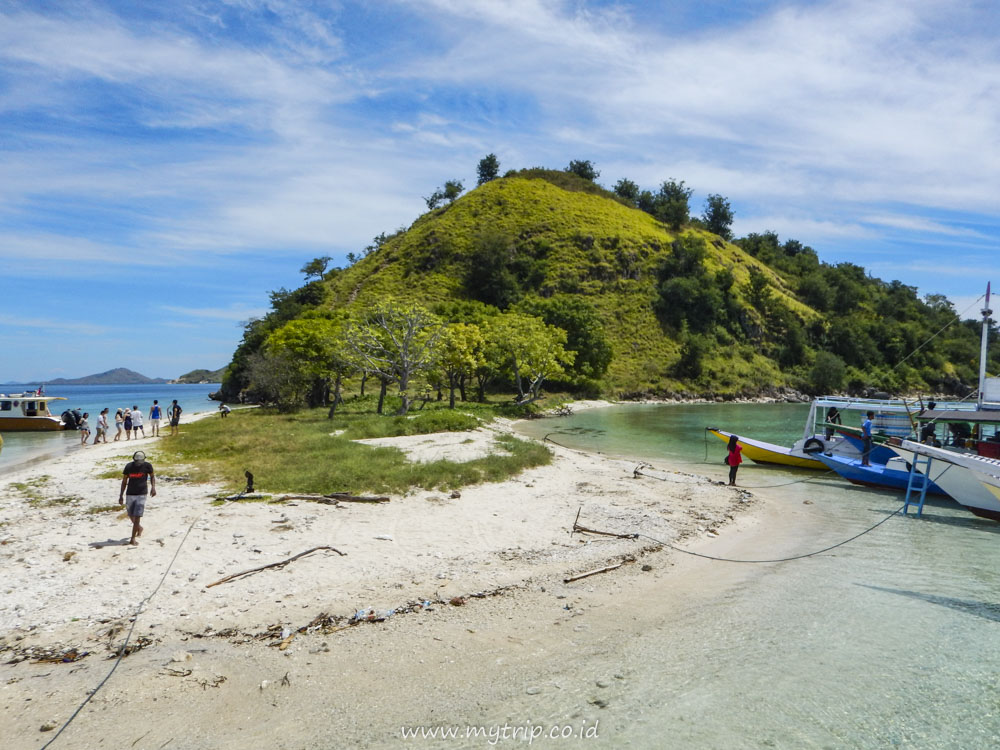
[448,373,456,409]
[377,379,387,414]
[360,372,368,397]
[459,375,467,402]
[327,373,343,418]
[396,373,410,416]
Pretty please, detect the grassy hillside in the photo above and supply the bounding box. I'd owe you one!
[221,169,995,402]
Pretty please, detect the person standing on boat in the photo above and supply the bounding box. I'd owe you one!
[824,406,842,441]
[148,400,162,437]
[861,411,874,466]
[726,434,743,486]
[118,450,155,546]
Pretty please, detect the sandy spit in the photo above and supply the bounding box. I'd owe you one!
[0,403,767,748]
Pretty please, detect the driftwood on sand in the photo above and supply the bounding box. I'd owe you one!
[276,493,390,504]
[563,562,625,583]
[206,546,346,588]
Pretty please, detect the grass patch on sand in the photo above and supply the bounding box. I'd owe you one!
[160,402,551,494]
[86,504,122,514]
[7,476,78,507]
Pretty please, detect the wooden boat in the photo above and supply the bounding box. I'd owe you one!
[814,451,947,496]
[0,393,68,431]
[705,428,827,469]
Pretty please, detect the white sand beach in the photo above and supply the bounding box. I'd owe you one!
[0,406,789,748]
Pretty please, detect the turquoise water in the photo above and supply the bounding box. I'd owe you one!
[515,404,1000,749]
[0,383,221,472]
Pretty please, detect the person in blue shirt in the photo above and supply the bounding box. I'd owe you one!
[861,411,874,466]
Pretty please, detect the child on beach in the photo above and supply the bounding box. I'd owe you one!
[726,434,743,486]
[119,450,155,546]
[79,413,91,445]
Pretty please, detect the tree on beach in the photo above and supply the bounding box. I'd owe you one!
[267,316,355,416]
[477,153,500,185]
[345,301,444,415]
[438,323,486,408]
[490,312,575,403]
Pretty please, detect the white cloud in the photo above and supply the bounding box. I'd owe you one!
[0,314,110,337]
[160,304,269,322]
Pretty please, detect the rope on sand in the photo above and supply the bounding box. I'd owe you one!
[39,491,232,749]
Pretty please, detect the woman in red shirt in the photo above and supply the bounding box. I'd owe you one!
[726,434,743,486]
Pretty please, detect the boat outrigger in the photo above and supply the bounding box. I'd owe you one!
[0,393,69,431]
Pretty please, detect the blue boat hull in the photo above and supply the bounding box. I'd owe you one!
[815,452,947,496]
[832,430,898,465]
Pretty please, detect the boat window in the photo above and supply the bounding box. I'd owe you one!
[0,401,10,411]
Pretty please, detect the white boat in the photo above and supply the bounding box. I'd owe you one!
[0,392,68,431]
[889,439,1000,521]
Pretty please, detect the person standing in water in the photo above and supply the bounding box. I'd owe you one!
[726,434,743,486]
[119,450,155,546]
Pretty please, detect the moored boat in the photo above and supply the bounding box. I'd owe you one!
[813,451,947,496]
[888,440,1000,521]
[0,393,68,431]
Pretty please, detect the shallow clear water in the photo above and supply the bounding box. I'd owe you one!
[516,404,1000,749]
[0,383,221,472]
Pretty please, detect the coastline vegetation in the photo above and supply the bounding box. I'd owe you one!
[216,159,997,410]
[159,398,552,495]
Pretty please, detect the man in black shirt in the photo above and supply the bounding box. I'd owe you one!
[119,450,156,546]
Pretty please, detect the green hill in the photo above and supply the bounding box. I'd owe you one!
[47,368,167,385]
[172,367,226,384]
[219,169,995,403]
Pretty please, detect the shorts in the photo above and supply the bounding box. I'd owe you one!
[125,494,147,517]
[150,418,160,427]
[96,427,106,436]
[170,418,179,426]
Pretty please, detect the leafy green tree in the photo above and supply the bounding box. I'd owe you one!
[477,154,500,185]
[300,256,332,281]
[808,350,847,394]
[491,312,575,403]
[673,325,709,379]
[464,229,522,309]
[566,160,599,181]
[655,179,692,230]
[636,190,656,214]
[345,301,443,415]
[702,194,734,240]
[613,178,640,206]
[746,267,773,312]
[244,350,306,410]
[515,295,611,380]
[267,316,355,416]
[438,323,486,407]
[442,179,464,203]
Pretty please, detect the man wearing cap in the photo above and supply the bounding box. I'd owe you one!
[119,450,156,546]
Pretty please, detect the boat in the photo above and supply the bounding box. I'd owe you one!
[0,392,69,431]
[888,439,1000,521]
[706,395,939,470]
[813,451,947,496]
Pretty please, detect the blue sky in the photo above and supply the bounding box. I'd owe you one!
[1,0,998,382]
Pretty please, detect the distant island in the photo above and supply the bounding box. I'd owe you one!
[170,367,226,384]
[43,368,169,386]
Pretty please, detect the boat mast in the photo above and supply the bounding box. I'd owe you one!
[978,282,992,410]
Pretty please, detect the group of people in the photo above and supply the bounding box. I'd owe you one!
[76,400,183,445]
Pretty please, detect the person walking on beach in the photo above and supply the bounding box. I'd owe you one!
[123,408,133,440]
[148,400,162,437]
[113,408,125,441]
[79,413,91,445]
[118,450,155,546]
[93,408,109,444]
[168,399,182,436]
[131,405,144,439]
[861,411,874,466]
[726,434,743,486]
